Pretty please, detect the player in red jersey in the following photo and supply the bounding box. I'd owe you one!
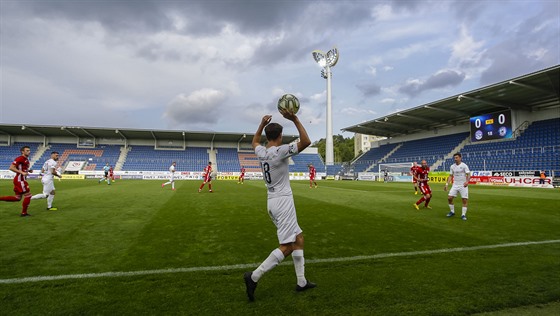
[0,146,34,216]
[238,166,246,184]
[198,161,213,193]
[308,164,317,188]
[410,162,419,194]
[109,166,115,182]
[413,160,432,210]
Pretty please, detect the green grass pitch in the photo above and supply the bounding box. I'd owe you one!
[1,179,559,315]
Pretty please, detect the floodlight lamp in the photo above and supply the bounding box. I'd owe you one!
[312,50,327,68]
[61,126,65,130]
[21,125,26,130]
[115,129,119,133]
[325,48,339,67]
[457,95,463,102]
[384,117,389,122]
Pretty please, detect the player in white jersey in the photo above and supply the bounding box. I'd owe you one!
[31,151,62,210]
[161,162,176,190]
[444,153,471,220]
[243,109,315,302]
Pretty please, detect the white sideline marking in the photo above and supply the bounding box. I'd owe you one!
[1,239,558,285]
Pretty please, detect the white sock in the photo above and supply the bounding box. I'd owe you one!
[31,193,47,200]
[252,248,284,282]
[292,249,306,287]
[163,182,171,186]
[462,207,467,216]
[449,205,455,213]
[172,182,175,189]
[47,195,55,208]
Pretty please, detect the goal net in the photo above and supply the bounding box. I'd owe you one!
[378,162,413,182]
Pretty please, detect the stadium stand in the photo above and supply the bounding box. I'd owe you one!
[215,148,241,172]
[441,118,560,174]
[290,153,325,173]
[34,144,121,171]
[121,146,209,171]
[352,143,400,172]
[0,142,42,169]
[384,132,470,168]
[238,151,261,173]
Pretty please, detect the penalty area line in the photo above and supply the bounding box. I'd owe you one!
[1,239,559,285]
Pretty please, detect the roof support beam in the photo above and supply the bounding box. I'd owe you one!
[357,125,405,136]
[458,94,528,110]
[508,80,558,96]
[374,120,411,129]
[424,105,470,117]
[396,113,433,124]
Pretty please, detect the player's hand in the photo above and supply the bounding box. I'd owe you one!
[279,108,297,121]
[463,183,468,187]
[28,169,33,173]
[443,185,448,191]
[260,115,272,127]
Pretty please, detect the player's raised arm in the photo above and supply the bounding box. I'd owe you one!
[280,108,311,153]
[252,115,272,150]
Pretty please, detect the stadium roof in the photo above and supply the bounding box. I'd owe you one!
[0,125,300,146]
[342,65,560,138]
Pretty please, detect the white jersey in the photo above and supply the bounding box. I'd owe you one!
[169,165,175,173]
[450,162,470,186]
[41,159,58,181]
[255,143,299,198]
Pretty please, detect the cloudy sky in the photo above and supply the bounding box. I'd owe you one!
[1,0,558,142]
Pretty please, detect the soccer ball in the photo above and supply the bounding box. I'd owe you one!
[277,94,300,115]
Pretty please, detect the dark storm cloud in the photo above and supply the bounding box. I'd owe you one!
[479,1,560,85]
[356,82,382,97]
[399,69,465,97]
[8,0,376,66]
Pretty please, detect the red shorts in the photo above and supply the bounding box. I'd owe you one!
[310,176,315,181]
[203,175,212,183]
[13,179,30,195]
[419,183,432,195]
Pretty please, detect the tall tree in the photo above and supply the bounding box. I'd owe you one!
[312,135,355,163]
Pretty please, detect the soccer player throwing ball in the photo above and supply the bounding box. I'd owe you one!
[244,109,316,302]
[413,160,432,210]
[445,153,471,220]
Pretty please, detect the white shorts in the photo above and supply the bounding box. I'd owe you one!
[170,174,175,182]
[267,196,302,244]
[41,178,55,194]
[449,185,468,199]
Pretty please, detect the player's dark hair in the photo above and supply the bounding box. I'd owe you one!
[51,151,59,155]
[453,153,462,158]
[20,146,30,152]
[208,161,212,165]
[264,123,283,141]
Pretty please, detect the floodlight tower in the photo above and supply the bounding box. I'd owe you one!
[312,47,339,166]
